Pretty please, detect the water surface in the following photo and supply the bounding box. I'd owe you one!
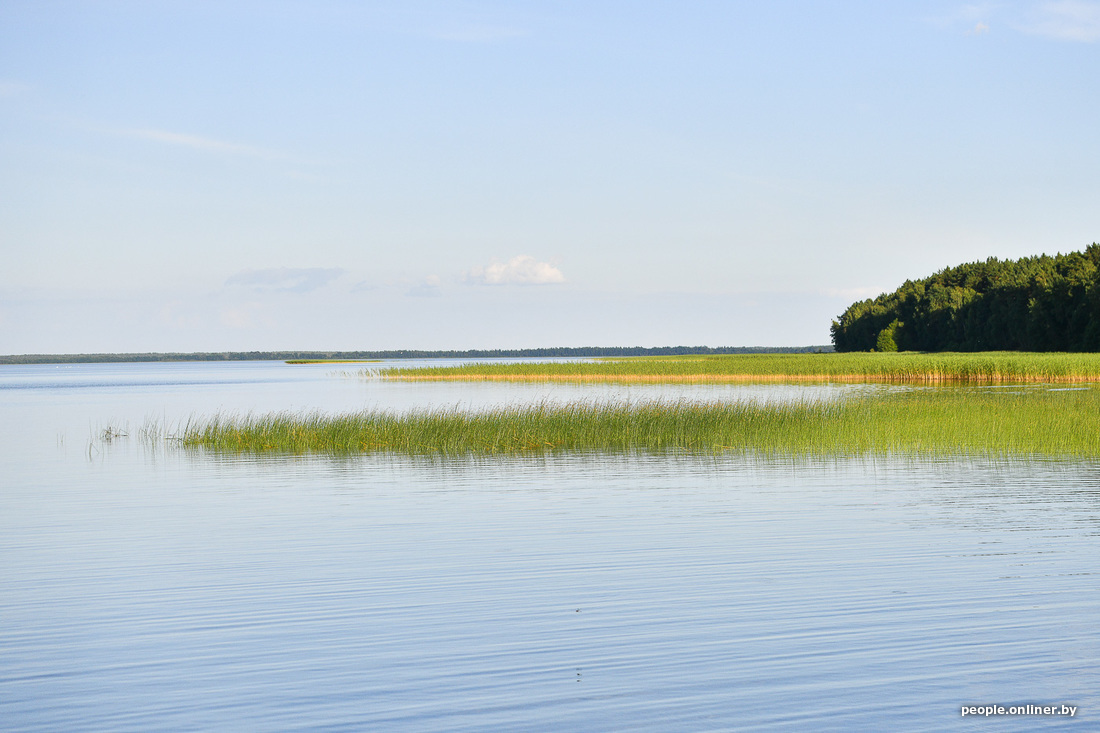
[1,361,1096,731]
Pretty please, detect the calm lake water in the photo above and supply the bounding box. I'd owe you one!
[2,361,1096,731]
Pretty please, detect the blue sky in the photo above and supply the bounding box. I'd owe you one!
[2,1,1098,352]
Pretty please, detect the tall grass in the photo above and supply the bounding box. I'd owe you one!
[378,352,1100,383]
[179,387,1100,457]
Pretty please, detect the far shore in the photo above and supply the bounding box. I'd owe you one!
[0,345,832,365]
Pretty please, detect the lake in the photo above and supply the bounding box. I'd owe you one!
[1,361,1095,731]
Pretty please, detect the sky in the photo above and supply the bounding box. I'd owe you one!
[1,1,1098,353]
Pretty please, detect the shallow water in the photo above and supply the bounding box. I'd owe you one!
[1,361,1096,731]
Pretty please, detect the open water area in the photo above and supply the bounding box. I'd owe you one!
[2,360,1097,731]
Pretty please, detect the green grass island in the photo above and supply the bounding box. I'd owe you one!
[179,352,1100,458]
[378,351,1100,384]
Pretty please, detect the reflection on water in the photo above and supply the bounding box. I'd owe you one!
[1,362,1097,731]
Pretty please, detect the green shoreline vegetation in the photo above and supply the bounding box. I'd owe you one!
[378,352,1100,384]
[0,345,830,365]
[832,244,1100,352]
[179,387,1100,457]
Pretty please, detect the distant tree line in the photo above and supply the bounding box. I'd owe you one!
[0,345,834,365]
[831,244,1100,352]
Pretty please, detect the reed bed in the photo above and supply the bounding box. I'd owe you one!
[378,352,1100,384]
[180,387,1100,457]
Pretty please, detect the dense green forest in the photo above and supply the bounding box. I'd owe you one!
[0,345,833,365]
[831,244,1100,352]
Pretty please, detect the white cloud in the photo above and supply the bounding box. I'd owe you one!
[967,21,991,34]
[226,267,344,293]
[1019,1,1100,41]
[466,255,565,286]
[406,274,442,298]
[121,128,280,158]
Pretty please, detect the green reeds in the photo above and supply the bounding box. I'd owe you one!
[179,387,1100,457]
[379,352,1100,383]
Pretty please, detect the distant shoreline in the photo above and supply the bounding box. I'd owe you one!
[0,346,834,365]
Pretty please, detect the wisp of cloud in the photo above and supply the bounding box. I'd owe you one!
[466,255,564,285]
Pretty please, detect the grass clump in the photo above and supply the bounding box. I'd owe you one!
[180,387,1100,457]
[378,352,1100,384]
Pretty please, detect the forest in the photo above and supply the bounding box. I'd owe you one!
[831,244,1100,352]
